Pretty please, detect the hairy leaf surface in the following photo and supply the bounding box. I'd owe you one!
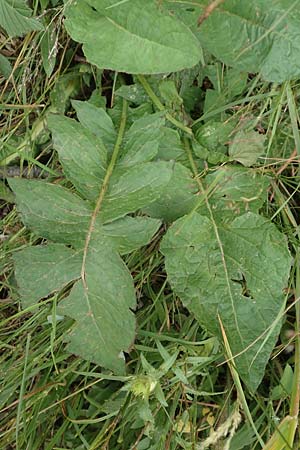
[161,212,291,391]
[64,0,202,74]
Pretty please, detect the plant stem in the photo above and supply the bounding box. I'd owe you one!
[137,75,193,136]
[81,98,128,283]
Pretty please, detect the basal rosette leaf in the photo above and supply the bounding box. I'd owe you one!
[64,0,202,74]
[10,99,173,372]
[161,211,291,391]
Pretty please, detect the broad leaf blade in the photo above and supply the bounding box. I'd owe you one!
[48,114,107,202]
[161,212,291,391]
[144,163,198,222]
[229,130,265,167]
[59,235,136,373]
[197,0,300,82]
[14,244,81,308]
[103,216,161,255]
[64,0,202,74]
[119,113,165,167]
[100,161,173,223]
[198,166,270,223]
[8,178,95,247]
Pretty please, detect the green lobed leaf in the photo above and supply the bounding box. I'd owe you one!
[10,99,173,372]
[58,235,136,374]
[13,244,82,309]
[161,211,291,391]
[197,0,300,83]
[64,0,202,74]
[47,114,107,202]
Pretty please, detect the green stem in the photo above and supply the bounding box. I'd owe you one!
[137,75,193,136]
[81,98,128,282]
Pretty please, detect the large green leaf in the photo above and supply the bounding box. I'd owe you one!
[64,0,202,74]
[196,0,300,83]
[10,99,173,372]
[59,235,136,374]
[161,212,291,391]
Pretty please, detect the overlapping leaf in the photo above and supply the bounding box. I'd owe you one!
[196,0,300,83]
[10,101,173,372]
[161,212,291,391]
[63,0,202,74]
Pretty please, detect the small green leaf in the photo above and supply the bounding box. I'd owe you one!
[0,0,42,37]
[40,25,57,77]
[119,113,165,167]
[48,114,107,202]
[161,212,291,391]
[64,0,202,74]
[59,235,136,373]
[156,127,185,161]
[229,130,265,167]
[14,244,81,308]
[0,179,14,202]
[198,165,269,223]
